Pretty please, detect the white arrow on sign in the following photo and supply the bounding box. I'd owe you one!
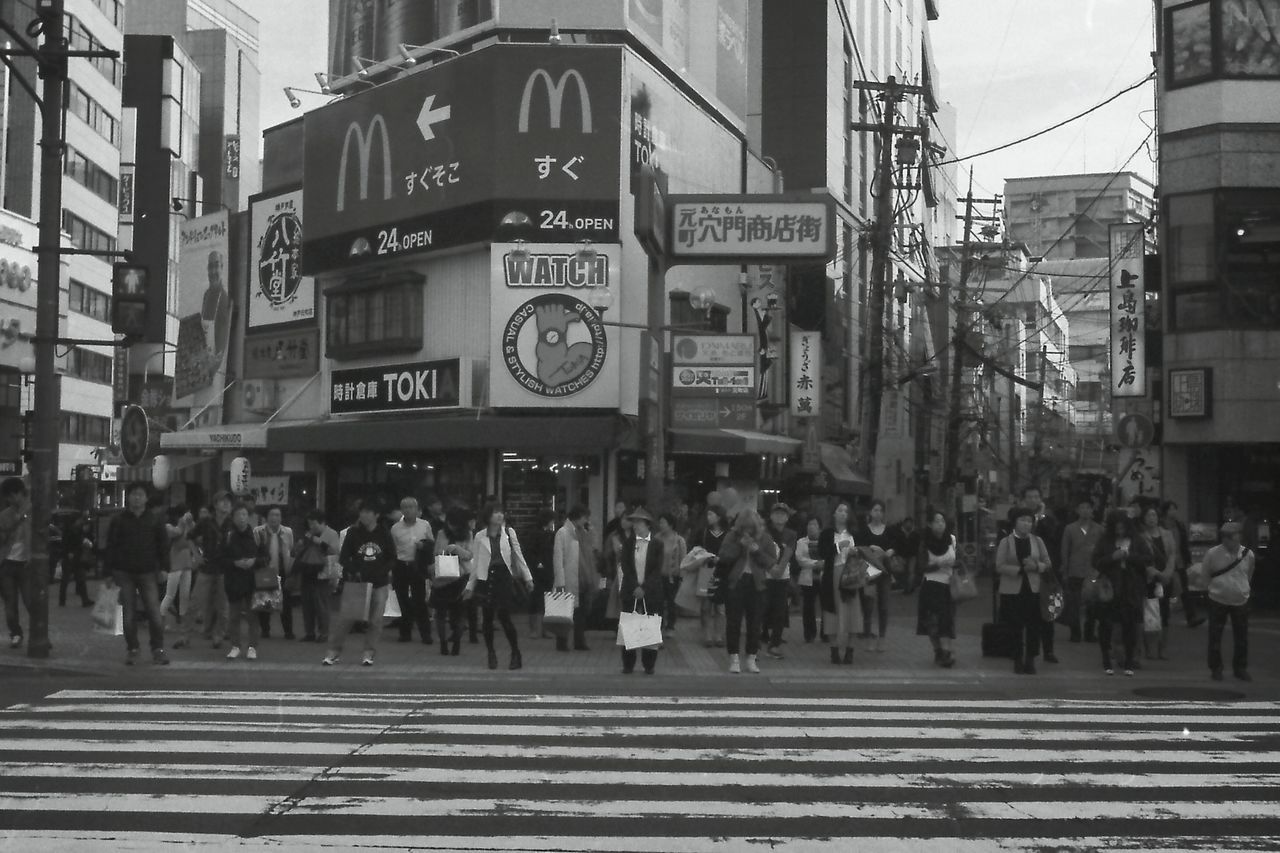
[416,94,451,141]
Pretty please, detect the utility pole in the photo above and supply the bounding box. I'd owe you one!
[27,0,68,659]
[1031,344,1048,489]
[851,75,923,473]
[945,174,977,491]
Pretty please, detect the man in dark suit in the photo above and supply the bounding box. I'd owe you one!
[619,507,666,675]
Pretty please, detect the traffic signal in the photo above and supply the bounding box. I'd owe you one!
[111,262,149,338]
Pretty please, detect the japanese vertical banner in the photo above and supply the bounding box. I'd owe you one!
[1109,223,1146,398]
[789,328,821,417]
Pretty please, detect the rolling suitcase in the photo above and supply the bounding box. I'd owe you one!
[981,569,1017,658]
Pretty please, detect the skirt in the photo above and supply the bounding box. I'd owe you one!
[478,563,515,611]
[916,578,955,639]
[430,577,467,612]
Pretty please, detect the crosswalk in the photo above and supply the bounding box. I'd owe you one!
[1,690,1279,852]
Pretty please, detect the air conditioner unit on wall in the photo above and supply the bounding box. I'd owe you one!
[242,380,280,414]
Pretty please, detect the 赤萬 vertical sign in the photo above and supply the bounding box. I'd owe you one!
[1109,223,1146,398]
[789,329,821,417]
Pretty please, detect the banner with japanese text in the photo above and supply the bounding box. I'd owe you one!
[248,189,315,329]
[789,328,821,417]
[1109,223,1146,398]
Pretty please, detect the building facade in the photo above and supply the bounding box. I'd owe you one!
[1154,0,1280,600]
[1005,172,1155,261]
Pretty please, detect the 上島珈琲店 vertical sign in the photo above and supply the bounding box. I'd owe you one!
[1109,223,1146,398]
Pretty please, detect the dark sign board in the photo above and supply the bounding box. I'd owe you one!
[243,328,321,380]
[302,44,622,274]
[330,358,467,415]
[0,460,20,476]
[670,397,754,429]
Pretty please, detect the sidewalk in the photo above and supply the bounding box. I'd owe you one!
[4,575,1276,692]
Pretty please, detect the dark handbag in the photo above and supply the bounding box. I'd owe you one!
[1084,572,1114,604]
[253,565,278,590]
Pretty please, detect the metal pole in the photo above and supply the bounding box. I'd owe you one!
[946,175,977,486]
[864,76,898,471]
[645,255,666,512]
[27,0,67,659]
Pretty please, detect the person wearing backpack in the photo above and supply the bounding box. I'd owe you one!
[1200,521,1256,682]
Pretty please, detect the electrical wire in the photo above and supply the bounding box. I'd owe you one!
[932,73,1155,167]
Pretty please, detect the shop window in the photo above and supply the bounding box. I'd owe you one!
[1166,0,1280,88]
[325,271,424,359]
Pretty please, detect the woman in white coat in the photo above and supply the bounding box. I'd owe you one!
[463,504,535,670]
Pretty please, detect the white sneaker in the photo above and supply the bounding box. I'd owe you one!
[361,652,375,666]
[745,654,760,674]
[322,653,339,666]
[225,647,241,660]
[728,653,741,674]
[246,646,257,661]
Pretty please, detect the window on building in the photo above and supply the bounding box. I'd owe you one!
[66,16,122,88]
[68,280,111,322]
[65,347,113,385]
[325,273,425,359]
[88,0,124,27]
[62,211,116,253]
[60,412,111,445]
[1167,189,1280,330]
[64,146,118,207]
[66,83,119,145]
[1166,0,1280,87]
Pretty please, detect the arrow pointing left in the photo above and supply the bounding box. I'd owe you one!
[416,93,451,141]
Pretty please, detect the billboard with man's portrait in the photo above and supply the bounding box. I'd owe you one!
[174,212,232,422]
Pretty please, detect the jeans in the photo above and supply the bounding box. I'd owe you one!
[392,560,431,641]
[227,596,261,650]
[1098,608,1138,669]
[190,572,229,642]
[799,584,819,642]
[1,560,28,639]
[299,575,332,640]
[858,571,890,638]
[329,583,389,655]
[1000,590,1041,663]
[724,574,761,656]
[1207,599,1249,674]
[159,569,192,639]
[1063,576,1088,640]
[113,570,165,653]
[763,579,791,647]
[59,555,90,606]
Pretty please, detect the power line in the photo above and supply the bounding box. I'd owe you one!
[932,73,1155,167]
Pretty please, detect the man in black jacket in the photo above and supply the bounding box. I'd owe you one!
[106,482,171,665]
[325,500,396,666]
[190,492,232,648]
[618,507,666,675]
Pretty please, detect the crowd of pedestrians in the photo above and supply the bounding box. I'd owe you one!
[0,474,1263,684]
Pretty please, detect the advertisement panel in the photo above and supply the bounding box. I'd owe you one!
[174,212,231,422]
[668,195,838,263]
[1109,223,1146,398]
[330,357,468,415]
[671,334,754,366]
[0,216,37,372]
[328,0,494,81]
[248,189,315,329]
[488,243,621,409]
[243,328,320,380]
[303,44,622,273]
[671,364,755,396]
[626,0,746,124]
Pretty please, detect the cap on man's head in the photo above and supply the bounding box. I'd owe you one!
[627,507,654,524]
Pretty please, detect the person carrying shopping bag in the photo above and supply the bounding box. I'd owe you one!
[617,507,666,675]
[463,504,535,670]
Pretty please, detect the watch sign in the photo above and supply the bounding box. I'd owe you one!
[330,358,468,416]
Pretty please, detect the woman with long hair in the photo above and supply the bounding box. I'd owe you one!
[690,505,729,647]
[855,499,895,652]
[1138,504,1176,660]
[430,506,474,656]
[716,509,778,674]
[818,502,862,665]
[916,509,957,668]
[161,505,197,648]
[1092,511,1152,676]
[463,504,534,670]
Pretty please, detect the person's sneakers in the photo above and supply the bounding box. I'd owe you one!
[246,647,258,661]
[1211,668,1224,681]
[1104,667,1115,676]
[226,647,241,660]
[8,634,22,649]
[745,654,760,674]
[765,645,784,660]
[125,648,139,666]
[1123,668,1135,677]
[1235,670,1253,682]
[152,649,170,666]
[322,653,339,666]
[361,652,374,666]
[728,653,741,674]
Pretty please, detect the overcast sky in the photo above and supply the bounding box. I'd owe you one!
[242,0,1158,203]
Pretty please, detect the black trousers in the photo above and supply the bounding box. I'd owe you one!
[621,646,658,672]
[800,585,819,642]
[1207,600,1249,674]
[393,561,431,640]
[1000,590,1041,662]
[59,556,89,605]
[1098,608,1138,669]
[763,579,791,647]
[724,574,761,656]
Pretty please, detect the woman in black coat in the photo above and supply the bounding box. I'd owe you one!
[1091,511,1152,677]
[817,502,860,664]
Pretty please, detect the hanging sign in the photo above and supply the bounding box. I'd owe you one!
[789,329,821,417]
[1109,223,1146,398]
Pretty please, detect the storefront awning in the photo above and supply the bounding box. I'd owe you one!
[115,454,210,484]
[816,442,872,495]
[160,423,270,451]
[668,428,801,457]
[267,414,623,453]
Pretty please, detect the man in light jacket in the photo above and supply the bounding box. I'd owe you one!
[1203,521,1255,682]
[552,506,588,652]
[254,507,295,639]
[995,506,1051,675]
[1060,497,1104,643]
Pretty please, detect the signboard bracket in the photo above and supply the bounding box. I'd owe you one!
[264,371,321,424]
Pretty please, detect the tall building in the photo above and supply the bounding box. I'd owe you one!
[1004,172,1155,260]
[1154,0,1280,601]
[124,0,261,212]
[0,0,126,495]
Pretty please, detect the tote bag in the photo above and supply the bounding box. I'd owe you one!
[950,567,978,602]
[434,554,461,581]
[91,583,123,636]
[615,601,663,650]
[543,591,576,627]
